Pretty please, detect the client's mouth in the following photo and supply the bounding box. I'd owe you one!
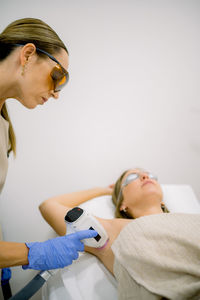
[142,180,154,187]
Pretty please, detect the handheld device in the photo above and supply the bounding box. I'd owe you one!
[10,207,108,300]
[65,207,109,248]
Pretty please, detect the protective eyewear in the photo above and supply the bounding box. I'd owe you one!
[122,172,158,188]
[14,44,69,92]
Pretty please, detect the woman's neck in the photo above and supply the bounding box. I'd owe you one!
[130,204,164,219]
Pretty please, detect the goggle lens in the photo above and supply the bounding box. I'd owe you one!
[122,172,158,187]
[51,65,69,92]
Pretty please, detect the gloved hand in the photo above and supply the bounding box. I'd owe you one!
[22,229,98,270]
[1,268,12,285]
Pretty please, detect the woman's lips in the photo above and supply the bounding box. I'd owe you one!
[42,97,48,102]
[142,180,154,187]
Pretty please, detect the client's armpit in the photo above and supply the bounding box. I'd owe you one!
[85,217,131,275]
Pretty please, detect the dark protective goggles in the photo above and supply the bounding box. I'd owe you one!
[14,44,69,92]
[35,47,69,92]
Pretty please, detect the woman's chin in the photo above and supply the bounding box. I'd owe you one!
[24,99,39,109]
[25,103,37,109]
[143,188,163,201]
[17,97,38,109]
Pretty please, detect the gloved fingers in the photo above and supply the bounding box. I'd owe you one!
[74,240,85,252]
[23,233,94,271]
[65,245,79,261]
[51,241,74,268]
[62,235,84,252]
[23,239,82,271]
[72,229,98,241]
[72,250,79,261]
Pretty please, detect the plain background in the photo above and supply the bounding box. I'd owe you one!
[0,0,200,299]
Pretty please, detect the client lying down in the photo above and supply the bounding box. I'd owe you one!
[39,168,200,300]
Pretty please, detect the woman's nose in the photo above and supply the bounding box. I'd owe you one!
[51,91,59,99]
[140,173,149,180]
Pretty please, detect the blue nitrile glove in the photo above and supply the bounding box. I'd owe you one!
[22,229,98,270]
[1,268,11,286]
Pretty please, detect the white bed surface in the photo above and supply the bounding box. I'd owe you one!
[42,253,117,300]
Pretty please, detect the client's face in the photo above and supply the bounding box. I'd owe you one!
[120,168,163,215]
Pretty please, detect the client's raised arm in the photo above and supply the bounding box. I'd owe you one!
[39,187,113,236]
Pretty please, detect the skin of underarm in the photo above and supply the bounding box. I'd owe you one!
[85,217,131,275]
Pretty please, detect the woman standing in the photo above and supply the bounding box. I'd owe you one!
[0,18,97,271]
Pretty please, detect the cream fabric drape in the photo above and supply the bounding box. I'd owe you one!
[112,213,200,300]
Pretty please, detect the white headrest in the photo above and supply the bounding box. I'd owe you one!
[80,184,200,218]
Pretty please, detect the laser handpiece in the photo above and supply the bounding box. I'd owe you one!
[10,207,106,300]
[65,207,109,248]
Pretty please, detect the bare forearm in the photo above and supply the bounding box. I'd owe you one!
[39,187,111,236]
[40,187,110,208]
[0,241,28,268]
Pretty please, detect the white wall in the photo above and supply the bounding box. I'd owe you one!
[0,0,200,299]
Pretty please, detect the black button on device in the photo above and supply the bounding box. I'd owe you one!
[89,226,101,241]
[65,207,84,223]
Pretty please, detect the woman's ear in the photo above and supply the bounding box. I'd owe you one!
[120,203,126,212]
[20,43,36,65]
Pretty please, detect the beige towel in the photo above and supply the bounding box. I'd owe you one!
[111,213,200,300]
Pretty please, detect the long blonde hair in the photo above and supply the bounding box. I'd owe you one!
[112,169,169,219]
[0,18,69,156]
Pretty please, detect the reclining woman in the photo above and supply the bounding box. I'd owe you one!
[39,168,200,299]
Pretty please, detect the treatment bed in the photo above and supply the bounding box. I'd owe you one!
[42,184,200,300]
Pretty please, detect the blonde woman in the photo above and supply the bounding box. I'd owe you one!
[40,168,200,299]
[0,18,97,271]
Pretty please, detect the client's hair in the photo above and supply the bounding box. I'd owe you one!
[112,169,169,219]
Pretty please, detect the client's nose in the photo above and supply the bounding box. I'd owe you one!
[140,173,149,180]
